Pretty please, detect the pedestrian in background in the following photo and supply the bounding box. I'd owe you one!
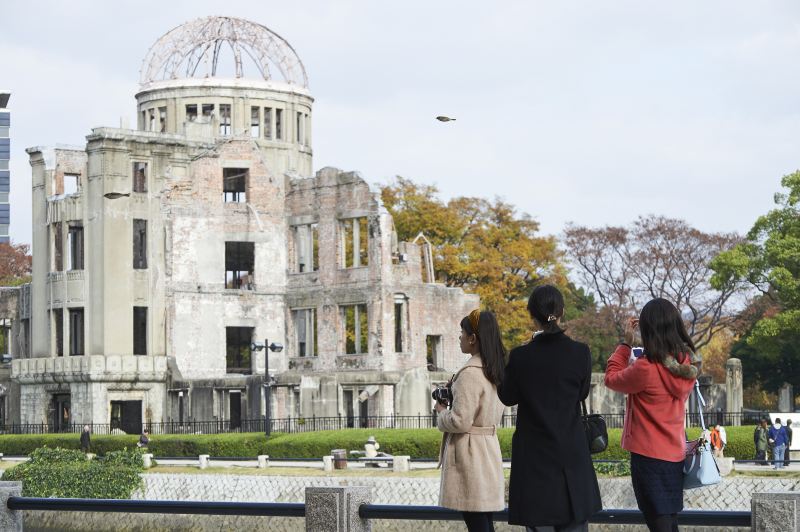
[137,429,150,448]
[80,425,91,453]
[436,310,506,532]
[605,298,698,532]
[784,420,793,468]
[769,418,789,470]
[499,285,601,532]
[754,419,769,464]
[710,425,724,458]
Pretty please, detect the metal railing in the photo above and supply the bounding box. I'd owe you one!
[0,410,768,436]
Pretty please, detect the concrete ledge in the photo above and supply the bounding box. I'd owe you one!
[0,481,23,531]
[305,486,371,532]
[752,491,800,531]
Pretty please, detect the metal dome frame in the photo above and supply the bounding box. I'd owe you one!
[139,16,309,88]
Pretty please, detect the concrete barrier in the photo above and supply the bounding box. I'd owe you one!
[751,491,800,531]
[198,455,210,470]
[257,455,269,469]
[0,481,22,531]
[392,456,410,473]
[142,453,153,469]
[305,486,371,532]
[322,456,334,472]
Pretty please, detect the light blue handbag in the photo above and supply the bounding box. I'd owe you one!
[683,381,721,489]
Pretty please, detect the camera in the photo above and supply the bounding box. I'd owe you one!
[432,384,453,408]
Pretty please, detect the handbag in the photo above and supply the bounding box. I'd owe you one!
[581,400,608,454]
[683,381,721,489]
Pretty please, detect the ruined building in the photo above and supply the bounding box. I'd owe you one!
[7,17,477,433]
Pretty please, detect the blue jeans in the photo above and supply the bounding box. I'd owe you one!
[774,444,786,468]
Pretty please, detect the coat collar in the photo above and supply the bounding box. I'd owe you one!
[464,355,483,368]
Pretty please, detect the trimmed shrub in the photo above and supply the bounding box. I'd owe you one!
[2,446,143,499]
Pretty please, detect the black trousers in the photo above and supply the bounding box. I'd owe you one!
[526,521,588,532]
[462,511,494,532]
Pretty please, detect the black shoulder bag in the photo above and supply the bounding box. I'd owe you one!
[581,400,608,454]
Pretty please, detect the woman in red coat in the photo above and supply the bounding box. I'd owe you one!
[605,298,697,532]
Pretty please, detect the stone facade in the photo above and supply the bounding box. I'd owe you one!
[6,18,477,432]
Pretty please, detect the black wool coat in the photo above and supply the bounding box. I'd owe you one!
[498,331,602,527]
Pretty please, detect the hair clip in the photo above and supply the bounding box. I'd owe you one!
[547,315,557,322]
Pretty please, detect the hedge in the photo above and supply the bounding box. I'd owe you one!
[0,424,761,460]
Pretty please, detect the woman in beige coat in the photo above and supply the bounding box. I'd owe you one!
[436,309,506,532]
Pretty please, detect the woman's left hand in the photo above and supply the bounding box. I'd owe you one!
[434,401,446,413]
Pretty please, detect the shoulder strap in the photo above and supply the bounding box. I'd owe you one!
[694,381,707,431]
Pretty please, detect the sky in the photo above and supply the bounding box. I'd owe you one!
[2,0,799,246]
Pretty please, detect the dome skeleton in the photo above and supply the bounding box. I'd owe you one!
[139,16,309,88]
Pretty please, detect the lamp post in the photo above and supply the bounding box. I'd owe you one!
[251,339,283,438]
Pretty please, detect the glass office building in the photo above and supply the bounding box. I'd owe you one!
[0,91,9,243]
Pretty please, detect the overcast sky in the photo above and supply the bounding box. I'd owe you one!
[2,0,799,246]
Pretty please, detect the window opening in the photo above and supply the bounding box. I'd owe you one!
[133,219,147,269]
[63,173,79,196]
[229,391,242,429]
[275,109,283,140]
[148,109,156,132]
[67,223,83,271]
[293,223,318,273]
[133,306,147,356]
[226,326,253,374]
[69,308,84,356]
[0,318,10,357]
[52,222,63,271]
[53,309,63,357]
[133,162,147,193]
[294,308,317,357]
[186,104,198,122]
[340,217,369,268]
[223,168,247,203]
[225,241,254,289]
[343,304,368,354]
[264,107,272,139]
[219,104,231,135]
[159,107,167,132]
[250,107,260,138]
[394,295,408,352]
[201,104,214,120]
[426,335,443,369]
[296,111,302,143]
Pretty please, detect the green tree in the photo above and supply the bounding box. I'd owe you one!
[712,170,800,394]
[381,177,564,347]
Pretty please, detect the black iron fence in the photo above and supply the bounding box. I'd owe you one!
[0,410,769,436]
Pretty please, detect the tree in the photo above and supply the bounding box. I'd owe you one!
[711,171,800,393]
[564,217,742,351]
[0,241,32,286]
[381,177,564,347]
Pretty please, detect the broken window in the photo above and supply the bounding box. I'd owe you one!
[226,326,253,374]
[63,173,79,196]
[275,108,283,140]
[0,318,10,357]
[186,104,198,122]
[250,107,260,138]
[426,335,443,369]
[67,223,83,271]
[342,304,368,354]
[223,168,247,203]
[293,308,317,357]
[133,162,147,193]
[133,219,147,269]
[263,107,272,139]
[133,307,147,356]
[219,104,231,135]
[304,113,309,145]
[52,309,63,357]
[52,222,63,271]
[202,104,214,121]
[69,308,84,356]
[141,110,147,130]
[148,109,156,132]
[394,294,408,352]
[225,241,254,289]
[159,107,167,132]
[340,217,369,268]
[292,223,318,273]
[296,111,302,143]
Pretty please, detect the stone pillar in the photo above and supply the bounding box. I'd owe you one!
[752,491,800,531]
[725,358,743,420]
[322,456,334,472]
[142,453,153,469]
[257,455,269,469]
[305,486,371,532]
[779,383,794,413]
[0,481,23,531]
[198,454,210,469]
[392,456,410,473]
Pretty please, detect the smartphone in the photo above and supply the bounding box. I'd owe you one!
[632,347,644,358]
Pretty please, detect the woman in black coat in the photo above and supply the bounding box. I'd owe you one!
[498,285,602,532]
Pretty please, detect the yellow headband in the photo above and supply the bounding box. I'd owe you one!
[468,309,481,335]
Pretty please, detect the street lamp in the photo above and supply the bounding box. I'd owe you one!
[251,339,283,437]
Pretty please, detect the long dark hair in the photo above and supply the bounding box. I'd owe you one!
[460,311,506,386]
[527,285,565,334]
[639,298,696,364]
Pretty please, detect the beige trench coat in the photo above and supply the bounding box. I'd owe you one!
[437,355,505,512]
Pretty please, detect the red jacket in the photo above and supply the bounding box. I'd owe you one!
[604,344,695,462]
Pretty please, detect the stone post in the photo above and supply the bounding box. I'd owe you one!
[322,456,334,472]
[305,486,371,532]
[752,491,800,531]
[0,481,23,531]
[198,454,210,469]
[725,358,743,422]
[142,453,153,469]
[778,383,794,413]
[392,456,410,473]
[257,455,269,469]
